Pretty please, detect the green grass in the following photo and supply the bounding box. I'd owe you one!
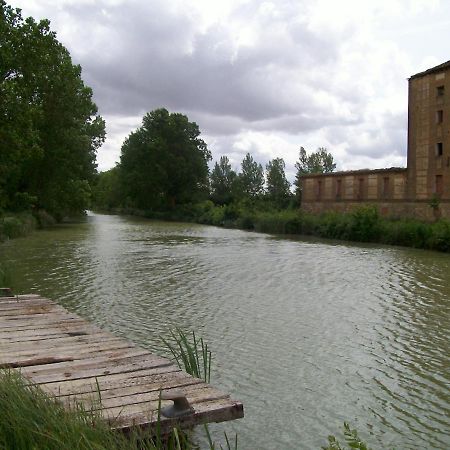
[161,328,212,383]
[0,370,190,450]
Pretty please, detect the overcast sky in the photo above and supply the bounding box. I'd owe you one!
[11,0,450,181]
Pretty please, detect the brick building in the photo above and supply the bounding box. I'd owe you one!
[301,60,450,221]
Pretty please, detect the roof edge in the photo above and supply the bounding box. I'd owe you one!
[300,167,407,178]
[409,59,450,80]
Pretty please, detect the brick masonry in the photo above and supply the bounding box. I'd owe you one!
[301,60,450,221]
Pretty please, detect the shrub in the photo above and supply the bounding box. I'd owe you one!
[348,205,380,242]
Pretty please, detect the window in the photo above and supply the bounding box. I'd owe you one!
[436,142,443,156]
[336,179,342,198]
[316,180,322,199]
[383,177,390,198]
[437,85,445,97]
[435,175,443,195]
[358,178,364,199]
[436,110,444,124]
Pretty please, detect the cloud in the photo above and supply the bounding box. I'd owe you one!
[11,0,450,173]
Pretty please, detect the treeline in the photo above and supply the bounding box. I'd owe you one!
[0,2,105,221]
[92,108,335,214]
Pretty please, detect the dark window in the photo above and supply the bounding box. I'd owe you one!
[336,179,342,198]
[436,110,444,123]
[316,180,322,199]
[383,177,390,198]
[436,175,443,195]
[358,178,364,199]
[437,85,445,97]
[436,142,443,156]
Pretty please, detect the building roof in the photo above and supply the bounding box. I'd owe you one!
[300,167,407,178]
[409,59,450,80]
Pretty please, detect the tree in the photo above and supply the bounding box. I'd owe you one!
[266,157,291,206]
[294,147,336,198]
[238,153,265,199]
[119,108,211,210]
[0,2,105,218]
[210,156,237,205]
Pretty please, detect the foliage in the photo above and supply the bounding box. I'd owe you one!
[0,2,105,218]
[238,153,265,200]
[0,370,191,450]
[0,263,12,287]
[92,167,123,211]
[294,146,336,198]
[161,328,212,383]
[210,156,237,205]
[323,422,372,450]
[0,212,37,241]
[119,108,211,211]
[348,205,380,242]
[265,157,291,207]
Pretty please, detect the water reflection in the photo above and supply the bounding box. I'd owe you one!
[1,213,449,449]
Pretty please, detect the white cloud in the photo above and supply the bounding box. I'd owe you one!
[10,0,450,174]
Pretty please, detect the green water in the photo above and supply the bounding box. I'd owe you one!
[1,212,449,449]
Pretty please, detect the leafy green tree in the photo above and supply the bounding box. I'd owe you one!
[92,168,122,211]
[266,157,291,206]
[119,108,211,210]
[294,147,336,199]
[0,1,105,218]
[210,156,237,205]
[238,153,265,199]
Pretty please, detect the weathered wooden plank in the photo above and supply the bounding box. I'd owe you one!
[40,365,183,396]
[0,331,115,348]
[59,372,204,402]
[28,355,172,384]
[20,349,150,375]
[0,335,131,358]
[0,341,136,367]
[0,317,86,330]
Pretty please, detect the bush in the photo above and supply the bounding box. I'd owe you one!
[348,205,380,242]
[427,220,450,252]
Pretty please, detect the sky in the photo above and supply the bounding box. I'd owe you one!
[10,0,450,181]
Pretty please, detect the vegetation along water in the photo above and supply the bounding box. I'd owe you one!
[1,213,449,449]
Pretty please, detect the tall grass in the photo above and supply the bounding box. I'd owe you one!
[161,329,212,383]
[0,370,190,450]
[0,263,12,287]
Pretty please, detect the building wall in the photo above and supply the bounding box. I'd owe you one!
[408,65,450,201]
[302,169,407,209]
[301,61,450,221]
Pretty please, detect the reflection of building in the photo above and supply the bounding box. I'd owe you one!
[301,60,450,220]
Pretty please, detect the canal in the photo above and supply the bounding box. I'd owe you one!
[1,212,449,449]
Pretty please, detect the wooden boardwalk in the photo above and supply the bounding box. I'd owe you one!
[0,294,243,433]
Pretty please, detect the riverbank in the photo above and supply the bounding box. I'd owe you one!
[102,202,450,253]
[0,210,57,243]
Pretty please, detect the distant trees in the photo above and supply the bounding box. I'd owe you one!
[238,153,265,199]
[119,108,211,210]
[0,2,105,218]
[294,147,336,198]
[266,158,291,207]
[210,156,237,205]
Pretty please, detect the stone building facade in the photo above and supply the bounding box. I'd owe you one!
[301,60,450,221]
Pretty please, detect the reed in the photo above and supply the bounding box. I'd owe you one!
[161,328,212,383]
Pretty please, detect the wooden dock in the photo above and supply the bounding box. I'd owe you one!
[0,294,243,434]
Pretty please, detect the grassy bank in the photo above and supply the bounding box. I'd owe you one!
[0,370,159,450]
[118,202,450,253]
[0,210,57,242]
